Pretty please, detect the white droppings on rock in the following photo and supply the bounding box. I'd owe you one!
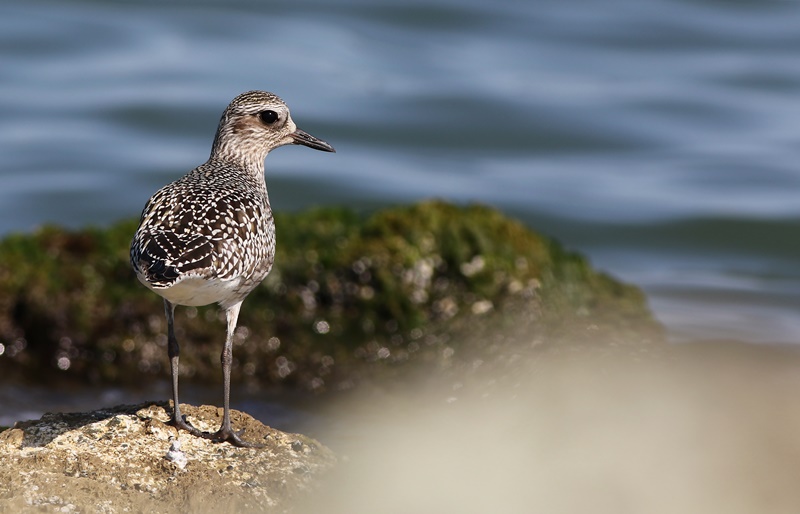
[164,440,188,470]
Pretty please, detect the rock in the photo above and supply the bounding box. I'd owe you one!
[0,201,663,390]
[0,402,335,513]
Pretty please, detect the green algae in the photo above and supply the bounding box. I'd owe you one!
[0,201,662,391]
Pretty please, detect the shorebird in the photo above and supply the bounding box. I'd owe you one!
[130,91,335,447]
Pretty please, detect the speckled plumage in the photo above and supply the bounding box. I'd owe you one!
[130,153,275,308]
[130,90,334,447]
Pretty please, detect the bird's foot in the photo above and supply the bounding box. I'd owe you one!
[170,412,263,448]
[207,427,265,448]
[169,414,210,439]
[209,426,265,448]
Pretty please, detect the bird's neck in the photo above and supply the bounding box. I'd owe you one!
[203,154,268,186]
[210,129,269,176]
[208,145,268,178]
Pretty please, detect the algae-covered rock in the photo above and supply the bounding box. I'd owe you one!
[0,402,335,513]
[0,201,662,390]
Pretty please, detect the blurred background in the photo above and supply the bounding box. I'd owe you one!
[2,1,800,510]
[1,0,798,345]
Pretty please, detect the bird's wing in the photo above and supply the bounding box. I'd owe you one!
[133,230,216,288]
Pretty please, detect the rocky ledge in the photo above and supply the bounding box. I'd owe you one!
[0,402,335,513]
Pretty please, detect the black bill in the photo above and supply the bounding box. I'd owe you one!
[290,129,336,153]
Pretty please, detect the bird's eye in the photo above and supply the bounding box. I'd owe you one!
[258,110,279,124]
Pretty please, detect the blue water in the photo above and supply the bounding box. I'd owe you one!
[1,0,798,350]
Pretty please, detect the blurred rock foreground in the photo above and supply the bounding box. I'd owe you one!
[0,200,662,391]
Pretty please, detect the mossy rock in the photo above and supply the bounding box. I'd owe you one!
[0,200,662,390]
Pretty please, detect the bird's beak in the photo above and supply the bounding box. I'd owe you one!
[290,129,336,153]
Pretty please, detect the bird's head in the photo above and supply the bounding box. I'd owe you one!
[210,90,335,166]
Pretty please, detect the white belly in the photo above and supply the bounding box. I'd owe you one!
[138,273,246,308]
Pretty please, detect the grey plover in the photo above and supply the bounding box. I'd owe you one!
[130,91,335,447]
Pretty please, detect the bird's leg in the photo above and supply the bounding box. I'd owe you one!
[164,299,206,437]
[211,301,263,448]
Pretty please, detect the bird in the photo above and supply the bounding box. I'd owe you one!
[130,90,335,447]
